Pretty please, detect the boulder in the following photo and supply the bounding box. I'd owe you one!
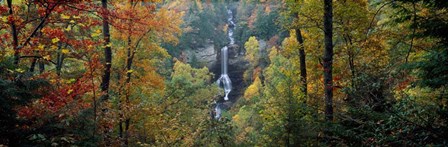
[227,44,240,58]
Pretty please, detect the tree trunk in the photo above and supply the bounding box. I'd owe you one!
[323,0,334,122]
[56,45,65,76]
[295,28,307,97]
[7,0,20,65]
[100,0,112,145]
[120,35,133,146]
[100,0,112,101]
[123,2,135,144]
[29,58,37,72]
[294,2,307,98]
[39,60,45,74]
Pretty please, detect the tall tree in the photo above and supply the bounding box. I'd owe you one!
[99,0,112,145]
[283,0,308,97]
[323,0,334,121]
[294,13,307,97]
[100,0,112,101]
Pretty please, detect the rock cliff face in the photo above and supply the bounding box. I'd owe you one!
[185,43,217,68]
[213,44,248,108]
[186,40,267,109]
[185,43,247,108]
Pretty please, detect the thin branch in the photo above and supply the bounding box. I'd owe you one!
[20,55,57,65]
[366,2,392,37]
[405,2,417,63]
[21,2,59,48]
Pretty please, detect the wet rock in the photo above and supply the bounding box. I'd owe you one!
[185,44,217,68]
[227,44,240,58]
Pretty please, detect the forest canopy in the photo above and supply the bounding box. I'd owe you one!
[0,0,447,146]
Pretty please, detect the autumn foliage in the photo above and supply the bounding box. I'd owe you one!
[1,0,447,146]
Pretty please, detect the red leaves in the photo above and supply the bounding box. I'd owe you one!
[334,75,342,81]
[41,28,66,42]
[397,78,412,91]
[17,75,93,119]
[37,7,47,17]
[0,6,8,13]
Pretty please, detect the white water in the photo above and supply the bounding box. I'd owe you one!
[214,102,222,119]
[216,8,235,101]
[214,8,235,119]
[228,9,235,45]
[216,46,232,101]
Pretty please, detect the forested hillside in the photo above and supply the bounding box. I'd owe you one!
[0,0,447,146]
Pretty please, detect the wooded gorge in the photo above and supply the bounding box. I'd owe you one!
[1,0,447,146]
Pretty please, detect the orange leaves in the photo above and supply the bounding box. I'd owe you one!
[248,7,258,29]
[109,2,182,45]
[110,2,157,38]
[154,8,183,44]
[141,69,165,89]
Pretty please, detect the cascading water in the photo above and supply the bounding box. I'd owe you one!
[216,8,235,101]
[227,9,235,45]
[216,46,232,101]
[214,102,222,119]
[214,8,235,119]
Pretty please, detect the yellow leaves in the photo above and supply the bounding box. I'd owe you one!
[244,36,260,65]
[232,114,241,122]
[43,55,51,60]
[87,45,93,50]
[244,77,262,100]
[70,20,76,24]
[91,29,101,37]
[15,68,25,73]
[67,78,76,84]
[183,26,193,33]
[127,70,134,74]
[60,14,70,19]
[1,16,8,23]
[61,48,69,54]
[65,26,71,31]
[67,89,74,94]
[244,127,254,133]
[281,30,300,58]
[265,5,271,14]
[268,46,278,62]
[38,45,45,51]
[101,42,112,49]
[223,24,228,33]
[195,0,203,11]
[52,38,60,43]
[50,45,58,50]
[153,8,183,44]
[73,15,81,19]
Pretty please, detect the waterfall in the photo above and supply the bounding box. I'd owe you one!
[216,8,235,101]
[214,8,235,119]
[214,102,222,119]
[217,46,232,101]
[227,9,235,45]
